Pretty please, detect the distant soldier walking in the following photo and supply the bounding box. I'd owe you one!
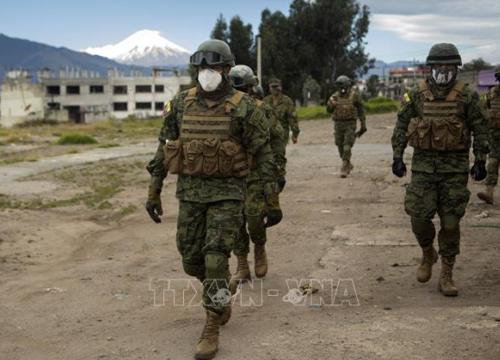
[477,65,500,204]
[327,75,366,178]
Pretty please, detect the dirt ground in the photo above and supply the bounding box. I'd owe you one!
[1,113,499,360]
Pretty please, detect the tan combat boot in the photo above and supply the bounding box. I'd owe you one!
[254,244,268,278]
[347,160,354,175]
[231,255,251,283]
[477,185,495,204]
[195,310,221,360]
[340,161,349,178]
[438,256,458,297]
[219,304,232,326]
[416,245,438,283]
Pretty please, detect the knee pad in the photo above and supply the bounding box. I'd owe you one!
[204,252,228,280]
[411,217,436,241]
[182,261,205,282]
[441,214,460,232]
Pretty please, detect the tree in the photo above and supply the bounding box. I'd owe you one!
[366,74,379,98]
[462,58,494,72]
[228,16,255,68]
[259,0,373,102]
[211,14,228,42]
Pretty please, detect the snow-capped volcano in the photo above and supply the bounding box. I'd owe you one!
[85,30,190,67]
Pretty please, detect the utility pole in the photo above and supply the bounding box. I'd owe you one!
[257,35,262,85]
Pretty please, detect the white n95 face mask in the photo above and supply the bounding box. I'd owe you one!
[198,69,222,92]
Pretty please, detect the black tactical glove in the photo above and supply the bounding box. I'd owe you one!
[264,208,283,228]
[392,158,407,178]
[145,177,163,223]
[355,125,367,138]
[277,176,286,192]
[470,160,487,181]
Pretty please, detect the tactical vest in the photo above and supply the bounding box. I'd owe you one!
[332,90,357,121]
[407,80,469,151]
[163,87,250,177]
[488,87,500,128]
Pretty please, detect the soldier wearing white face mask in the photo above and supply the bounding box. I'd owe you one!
[146,39,277,360]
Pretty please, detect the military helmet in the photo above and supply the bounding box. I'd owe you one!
[335,75,351,86]
[495,65,500,77]
[190,39,235,67]
[252,84,265,99]
[426,43,462,66]
[229,65,257,88]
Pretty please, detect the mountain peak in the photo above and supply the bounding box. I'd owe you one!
[84,30,190,67]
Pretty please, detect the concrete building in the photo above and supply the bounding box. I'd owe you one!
[0,68,191,127]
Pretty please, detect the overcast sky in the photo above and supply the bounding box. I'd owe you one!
[0,0,499,64]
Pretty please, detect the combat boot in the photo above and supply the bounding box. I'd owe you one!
[254,244,268,278]
[416,245,438,283]
[231,255,251,284]
[219,304,231,326]
[195,310,221,360]
[477,185,495,204]
[340,161,349,178]
[347,160,354,174]
[438,256,458,297]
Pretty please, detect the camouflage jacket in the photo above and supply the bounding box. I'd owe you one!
[326,89,366,125]
[391,79,489,174]
[263,93,300,140]
[147,85,275,203]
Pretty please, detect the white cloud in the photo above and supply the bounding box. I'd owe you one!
[371,13,500,63]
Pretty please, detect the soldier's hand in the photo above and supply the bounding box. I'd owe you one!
[145,198,163,223]
[277,176,286,192]
[355,126,367,138]
[292,134,298,144]
[264,208,283,228]
[392,158,407,178]
[470,160,487,181]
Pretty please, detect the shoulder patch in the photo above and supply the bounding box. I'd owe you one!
[402,92,411,105]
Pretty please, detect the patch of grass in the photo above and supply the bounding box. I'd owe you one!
[66,148,80,154]
[297,105,328,120]
[57,133,98,145]
[98,143,120,149]
[297,97,399,120]
[364,97,399,114]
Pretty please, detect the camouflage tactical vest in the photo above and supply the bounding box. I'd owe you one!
[407,80,469,151]
[488,87,500,128]
[163,87,250,177]
[332,90,357,121]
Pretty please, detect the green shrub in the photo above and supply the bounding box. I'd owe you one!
[56,133,98,145]
[364,97,399,114]
[297,105,328,120]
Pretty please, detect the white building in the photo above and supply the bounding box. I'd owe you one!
[0,68,191,127]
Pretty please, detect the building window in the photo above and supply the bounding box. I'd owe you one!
[46,86,60,95]
[90,85,104,94]
[66,85,80,95]
[113,102,128,111]
[113,85,128,95]
[155,102,164,111]
[135,85,152,93]
[47,102,61,110]
[136,102,152,110]
[154,85,164,93]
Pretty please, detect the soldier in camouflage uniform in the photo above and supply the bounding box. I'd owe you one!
[391,43,489,297]
[327,75,367,178]
[477,65,500,204]
[228,65,286,283]
[264,78,300,167]
[145,40,276,360]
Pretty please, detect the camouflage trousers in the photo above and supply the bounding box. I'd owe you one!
[485,130,500,186]
[176,200,243,314]
[334,120,356,161]
[233,182,267,256]
[405,171,470,257]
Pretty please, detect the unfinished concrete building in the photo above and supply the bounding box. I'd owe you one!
[0,68,191,127]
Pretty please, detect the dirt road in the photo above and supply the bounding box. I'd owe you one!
[1,114,499,360]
